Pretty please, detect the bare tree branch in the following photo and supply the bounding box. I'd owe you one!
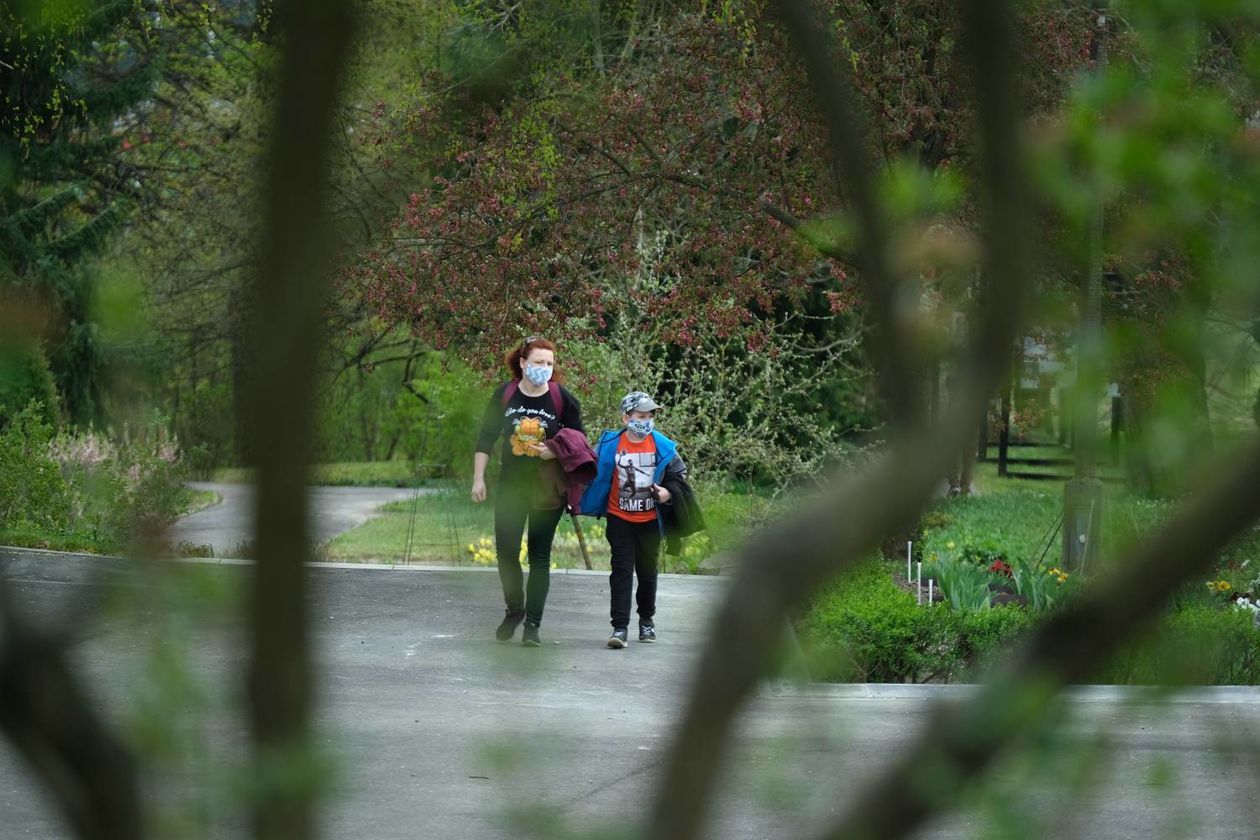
[774,0,918,425]
[759,199,803,230]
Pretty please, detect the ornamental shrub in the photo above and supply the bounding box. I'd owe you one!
[1097,606,1260,685]
[0,345,59,428]
[1,407,190,552]
[801,560,1036,683]
[802,561,1260,685]
[0,401,72,529]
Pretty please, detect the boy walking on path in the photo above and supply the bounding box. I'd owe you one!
[579,391,690,648]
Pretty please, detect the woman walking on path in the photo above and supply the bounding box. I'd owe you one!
[472,336,584,647]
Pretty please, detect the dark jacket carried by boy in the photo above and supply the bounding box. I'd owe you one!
[658,472,705,556]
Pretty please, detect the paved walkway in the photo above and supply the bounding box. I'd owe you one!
[2,549,1260,838]
[170,482,424,557]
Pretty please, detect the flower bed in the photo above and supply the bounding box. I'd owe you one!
[799,480,1260,685]
[0,402,190,553]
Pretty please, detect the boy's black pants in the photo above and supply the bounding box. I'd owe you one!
[605,514,661,629]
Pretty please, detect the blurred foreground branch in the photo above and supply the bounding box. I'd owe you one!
[0,582,143,840]
[646,1,1029,837]
[241,1,357,839]
[819,438,1260,839]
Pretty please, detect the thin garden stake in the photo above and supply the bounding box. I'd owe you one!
[402,386,434,566]
[928,578,934,605]
[916,561,922,606]
[1081,497,1098,574]
[402,464,423,566]
[1034,511,1064,569]
[570,509,592,570]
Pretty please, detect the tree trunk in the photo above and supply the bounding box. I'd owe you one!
[1123,390,1155,495]
[998,382,1011,477]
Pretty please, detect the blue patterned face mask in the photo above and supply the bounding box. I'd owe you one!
[627,418,653,437]
[524,364,553,386]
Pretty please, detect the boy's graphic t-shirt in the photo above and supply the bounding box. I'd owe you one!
[607,433,658,523]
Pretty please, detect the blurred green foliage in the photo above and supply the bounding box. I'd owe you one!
[0,342,59,427]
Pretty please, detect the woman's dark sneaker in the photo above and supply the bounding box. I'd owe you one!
[496,610,526,641]
[607,628,629,649]
[521,621,542,647]
[638,623,656,643]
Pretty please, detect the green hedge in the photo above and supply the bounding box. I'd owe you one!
[0,402,72,529]
[1096,606,1260,685]
[0,345,59,428]
[800,559,1260,684]
[801,560,1037,683]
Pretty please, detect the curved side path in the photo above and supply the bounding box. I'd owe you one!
[170,481,424,557]
[2,548,1260,839]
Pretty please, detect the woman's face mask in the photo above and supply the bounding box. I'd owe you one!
[627,417,654,437]
[524,363,553,386]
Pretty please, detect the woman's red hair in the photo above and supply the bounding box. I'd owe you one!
[504,337,564,384]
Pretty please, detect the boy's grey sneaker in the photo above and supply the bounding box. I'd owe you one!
[638,623,656,643]
[521,621,542,647]
[607,628,628,649]
[496,610,525,641]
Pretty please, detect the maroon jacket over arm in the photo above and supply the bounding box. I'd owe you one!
[541,428,598,512]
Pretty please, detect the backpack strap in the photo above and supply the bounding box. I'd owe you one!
[547,381,563,422]
[500,380,519,409]
[499,380,566,428]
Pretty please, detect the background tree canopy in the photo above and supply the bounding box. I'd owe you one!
[5,2,1260,840]
[2,0,1259,485]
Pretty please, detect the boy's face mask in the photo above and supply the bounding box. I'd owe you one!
[627,417,653,437]
[524,364,553,386]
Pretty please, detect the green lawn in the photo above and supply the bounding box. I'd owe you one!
[212,461,440,487]
[204,459,779,572]
[323,479,778,573]
[186,488,220,514]
[801,455,1260,684]
[0,523,120,554]
[1,485,212,555]
[931,460,1146,566]
[925,460,1260,594]
[322,488,598,568]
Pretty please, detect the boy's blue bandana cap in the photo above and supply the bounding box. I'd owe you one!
[620,391,661,415]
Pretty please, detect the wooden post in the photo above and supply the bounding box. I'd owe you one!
[929,358,941,425]
[977,405,989,462]
[1057,385,1068,445]
[1062,8,1108,573]
[1110,394,1123,466]
[998,383,1011,477]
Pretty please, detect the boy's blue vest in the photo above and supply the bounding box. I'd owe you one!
[578,429,678,517]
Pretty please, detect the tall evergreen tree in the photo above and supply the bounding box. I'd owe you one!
[1,0,158,424]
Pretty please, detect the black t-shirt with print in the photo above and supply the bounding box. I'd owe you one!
[475,382,584,488]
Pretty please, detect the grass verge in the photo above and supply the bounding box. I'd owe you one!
[323,478,777,572]
[211,461,441,487]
